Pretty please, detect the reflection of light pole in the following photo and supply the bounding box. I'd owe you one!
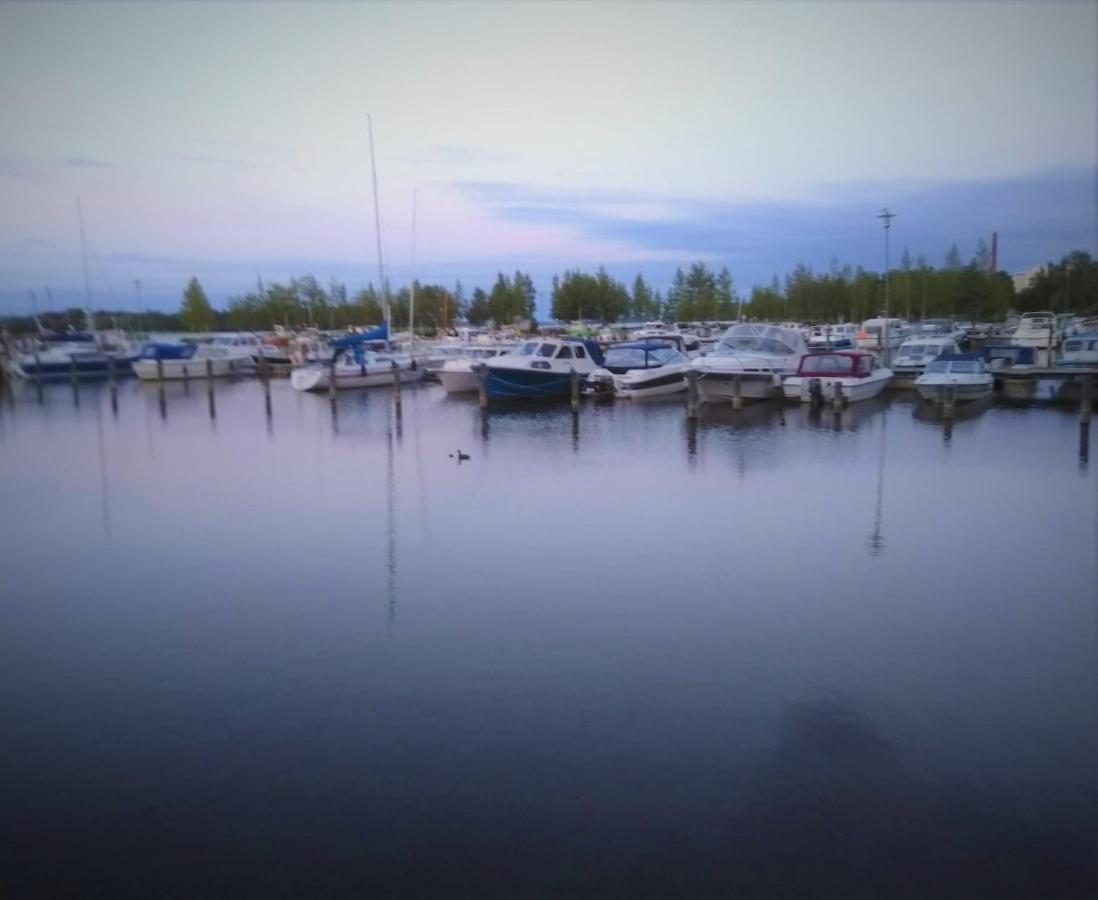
[876,208,896,365]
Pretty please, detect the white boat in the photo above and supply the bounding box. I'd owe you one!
[290,350,423,391]
[891,336,962,381]
[690,323,808,403]
[1011,311,1057,349]
[627,322,701,353]
[914,354,993,402]
[782,351,892,403]
[857,317,908,351]
[132,343,251,380]
[807,323,859,351]
[483,337,603,399]
[587,340,691,399]
[1057,332,1098,367]
[436,346,514,393]
[8,330,140,380]
[424,339,516,374]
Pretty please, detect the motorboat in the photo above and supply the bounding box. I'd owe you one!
[857,317,908,352]
[7,330,139,380]
[290,350,422,391]
[914,353,993,402]
[1057,332,1098,367]
[483,337,604,398]
[436,346,514,394]
[891,336,962,383]
[586,340,691,399]
[806,323,859,351]
[690,323,808,403]
[782,351,892,403]
[979,345,1039,371]
[424,338,516,375]
[132,342,251,380]
[627,323,701,352]
[1011,311,1057,349]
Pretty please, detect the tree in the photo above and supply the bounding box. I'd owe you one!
[972,238,991,271]
[715,267,738,319]
[944,244,963,270]
[180,277,214,332]
[901,247,912,271]
[466,287,492,325]
[631,274,658,320]
[551,268,629,322]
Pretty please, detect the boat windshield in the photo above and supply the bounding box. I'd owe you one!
[900,344,929,355]
[649,347,686,365]
[801,355,856,375]
[948,360,978,373]
[925,360,950,374]
[714,324,801,357]
[517,341,539,356]
[605,347,647,368]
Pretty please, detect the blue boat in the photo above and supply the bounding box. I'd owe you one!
[483,337,604,399]
[10,331,140,380]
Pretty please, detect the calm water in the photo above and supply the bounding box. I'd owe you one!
[1,377,1095,897]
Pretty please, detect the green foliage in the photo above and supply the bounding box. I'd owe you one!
[487,271,536,325]
[1018,250,1098,314]
[466,287,492,325]
[180,277,214,332]
[551,268,630,322]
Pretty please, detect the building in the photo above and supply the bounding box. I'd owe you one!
[1011,265,1045,293]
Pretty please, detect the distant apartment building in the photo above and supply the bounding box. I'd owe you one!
[1012,265,1044,292]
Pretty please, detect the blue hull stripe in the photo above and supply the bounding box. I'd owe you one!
[485,368,575,398]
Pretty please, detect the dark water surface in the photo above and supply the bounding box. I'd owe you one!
[1,378,1095,897]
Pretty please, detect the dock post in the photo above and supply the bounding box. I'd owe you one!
[70,355,79,405]
[570,367,580,413]
[261,355,271,417]
[832,381,844,412]
[391,360,402,411]
[157,357,166,417]
[943,385,956,419]
[328,358,337,408]
[686,368,699,419]
[1081,375,1093,425]
[732,374,742,410]
[33,351,43,403]
[157,357,164,386]
[108,358,118,414]
[478,363,488,409]
[206,357,215,419]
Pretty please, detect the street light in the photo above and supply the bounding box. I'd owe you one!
[876,208,897,365]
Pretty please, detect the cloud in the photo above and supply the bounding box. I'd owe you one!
[453,166,1098,283]
[175,154,260,170]
[402,145,517,167]
[60,157,116,169]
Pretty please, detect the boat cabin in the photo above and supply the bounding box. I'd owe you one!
[980,345,1037,368]
[924,353,988,376]
[1059,334,1098,366]
[512,338,605,368]
[601,340,688,374]
[795,351,880,378]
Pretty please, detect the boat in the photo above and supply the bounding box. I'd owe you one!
[436,346,515,393]
[914,353,993,402]
[1057,332,1098,367]
[979,344,1039,370]
[891,336,962,384]
[132,342,252,380]
[782,351,893,403]
[1011,311,1057,349]
[690,323,808,403]
[7,330,139,380]
[857,317,908,352]
[586,340,691,399]
[806,323,859,351]
[627,322,701,353]
[482,337,604,398]
[289,323,424,391]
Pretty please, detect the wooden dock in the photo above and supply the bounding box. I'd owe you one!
[990,367,1098,381]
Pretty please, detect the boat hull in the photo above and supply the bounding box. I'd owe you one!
[616,368,687,399]
[12,354,137,380]
[696,371,783,403]
[290,362,424,392]
[485,366,575,399]
[437,367,482,394]
[914,379,992,403]
[133,358,242,380]
[783,372,891,403]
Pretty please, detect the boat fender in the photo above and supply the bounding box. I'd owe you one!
[771,372,783,388]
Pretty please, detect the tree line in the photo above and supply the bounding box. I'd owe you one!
[3,249,1094,335]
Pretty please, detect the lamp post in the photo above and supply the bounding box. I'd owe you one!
[876,208,896,365]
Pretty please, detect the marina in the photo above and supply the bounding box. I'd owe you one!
[1,371,1095,896]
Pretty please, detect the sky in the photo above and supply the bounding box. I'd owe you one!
[0,0,1095,317]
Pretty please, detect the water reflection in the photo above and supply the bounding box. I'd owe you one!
[722,699,1094,898]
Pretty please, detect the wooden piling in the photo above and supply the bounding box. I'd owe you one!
[478,363,488,409]
[206,357,215,418]
[732,374,742,410]
[686,368,699,419]
[33,351,43,403]
[570,368,580,412]
[391,360,402,410]
[328,358,337,407]
[156,357,164,386]
[943,385,956,419]
[1081,375,1093,424]
[108,358,118,414]
[261,355,271,417]
[70,356,79,405]
[832,381,844,412]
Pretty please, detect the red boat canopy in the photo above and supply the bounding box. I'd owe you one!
[796,351,876,378]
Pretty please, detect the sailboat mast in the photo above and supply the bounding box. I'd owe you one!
[367,114,389,326]
[410,187,417,348]
[77,197,95,331]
